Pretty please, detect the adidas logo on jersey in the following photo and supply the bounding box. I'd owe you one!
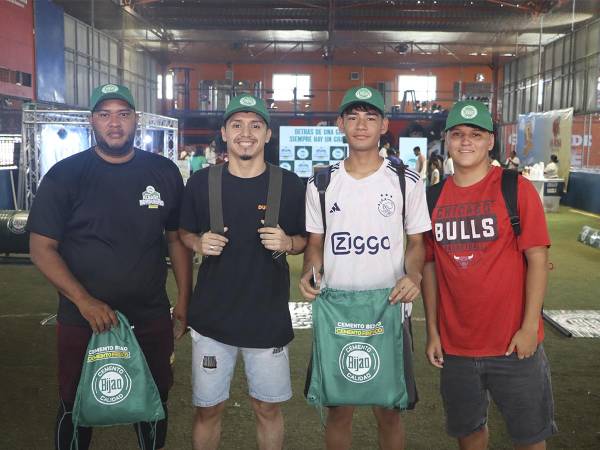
[330,202,341,213]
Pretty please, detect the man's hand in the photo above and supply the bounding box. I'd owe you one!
[506,327,538,359]
[299,268,321,301]
[78,297,118,334]
[195,228,229,256]
[258,223,292,253]
[389,273,422,304]
[426,333,444,368]
[172,301,188,340]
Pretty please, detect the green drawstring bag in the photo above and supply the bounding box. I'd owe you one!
[307,287,417,410]
[71,311,165,449]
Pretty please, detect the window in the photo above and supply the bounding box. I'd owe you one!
[397,75,436,102]
[157,73,173,100]
[272,74,310,101]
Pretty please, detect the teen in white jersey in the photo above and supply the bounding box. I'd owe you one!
[300,86,431,450]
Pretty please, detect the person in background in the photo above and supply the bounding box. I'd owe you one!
[544,155,559,178]
[386,147,403,166]
[379,141,391,158]
[414,146,427,180]
[443,154,454,178]
[505,150,520,170]
[190,147,208,174]
[428,157,443,185]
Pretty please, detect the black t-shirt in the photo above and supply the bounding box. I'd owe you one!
[179,164,306,348]
[27,148,183,326]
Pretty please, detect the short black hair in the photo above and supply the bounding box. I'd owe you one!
[413,146,421,152]
[340,103,383,118]
[551,154,559,163]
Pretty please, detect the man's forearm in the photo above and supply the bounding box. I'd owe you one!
[302,233,324,274]
[523,246,549,331]
[287,234,307,255]
[422,262,440,337]
[404,234,426,282]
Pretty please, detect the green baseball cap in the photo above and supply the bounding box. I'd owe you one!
[445,100,493,132]
[338,86,385,115]
[224,94,270,125]
[90,83,136,111]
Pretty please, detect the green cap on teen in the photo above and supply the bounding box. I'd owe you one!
[338,86,385,115]
[224,94,270,125]
[90,83,136,111]
[445,100,493,132]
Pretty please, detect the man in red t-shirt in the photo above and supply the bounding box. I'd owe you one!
[422,100,557,450]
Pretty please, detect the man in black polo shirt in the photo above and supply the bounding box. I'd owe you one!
[27,83,192,450]
[179,94,306,450]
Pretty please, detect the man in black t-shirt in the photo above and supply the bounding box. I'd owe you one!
[179,94,306,450]
[27,84,192,450]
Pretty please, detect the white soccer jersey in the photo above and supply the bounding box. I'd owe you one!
[306,159,432,293]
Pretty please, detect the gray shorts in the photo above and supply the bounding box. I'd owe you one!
[440,345,557,446]
[190,329,292,407]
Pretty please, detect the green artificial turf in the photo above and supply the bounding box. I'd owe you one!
[1,206,599,449]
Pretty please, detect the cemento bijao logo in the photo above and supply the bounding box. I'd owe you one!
[355,88,373,100]
[139,185,164,208]
[101,84,119,94]
[239,96,257,106]
[460,105,478,119]
[92,364,132,405]
[339,342,380,383]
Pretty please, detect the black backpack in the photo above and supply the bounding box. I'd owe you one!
[314,161,408,235]
[426,169,521,237]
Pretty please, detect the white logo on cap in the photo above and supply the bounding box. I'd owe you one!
[239,96,257,107]
[101,84,119,94]
[355,88,373,100]
[460,105,478,119]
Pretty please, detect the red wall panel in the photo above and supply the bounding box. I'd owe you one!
[0,0,35,99]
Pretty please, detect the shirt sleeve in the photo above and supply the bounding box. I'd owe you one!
[283,172,307,237]
[26,168,71,242]
[404,178,432,235]
[516,177,551,251]
[424,230,435,262]
[305,179,324,234]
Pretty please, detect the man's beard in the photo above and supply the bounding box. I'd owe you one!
[240,154,252,161]
[94,129,136,157]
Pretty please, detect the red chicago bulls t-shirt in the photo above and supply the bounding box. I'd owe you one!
[425,166,550,357]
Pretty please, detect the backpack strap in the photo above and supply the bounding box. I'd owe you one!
[426,178,447,219]
[208,164,225,234]
[314,166,332,236]
[264,163,283,228]
[501,168,521,237]
[391,161,407,229]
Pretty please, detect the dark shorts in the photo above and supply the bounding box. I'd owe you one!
[57,314,174,404]
[440,345,557,446]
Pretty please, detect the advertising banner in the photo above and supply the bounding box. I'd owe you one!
[279,126,348,178]
[516,108,573,182]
